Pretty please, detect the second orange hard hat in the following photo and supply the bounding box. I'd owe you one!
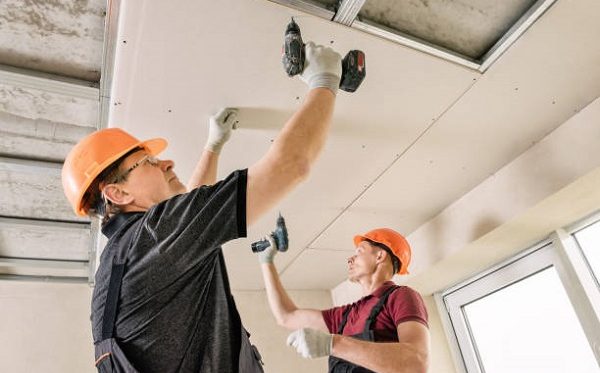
[354,228,411,275]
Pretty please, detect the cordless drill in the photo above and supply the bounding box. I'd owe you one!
[251,214,289,253]
[282,18,366,93]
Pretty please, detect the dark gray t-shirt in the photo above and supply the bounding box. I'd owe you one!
[92,169,247,373]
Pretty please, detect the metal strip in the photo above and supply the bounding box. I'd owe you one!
[0,216,90,229]
[351,19,481,71]
[0,274,88,283]
[332,0,366,26]
[99,0,122,130]
[0,64,99,100]
[265,0,335,20]
[478,0,559,72]
[0,156,62,174]
[0,257,88,270]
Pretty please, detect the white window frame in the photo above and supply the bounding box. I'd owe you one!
[435,214,600,373]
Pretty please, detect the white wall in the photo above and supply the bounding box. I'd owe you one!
[233,289,333,373]
[0,280,95,373]
[0,280,332,373]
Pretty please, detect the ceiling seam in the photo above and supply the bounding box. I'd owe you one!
[279,76,480,276]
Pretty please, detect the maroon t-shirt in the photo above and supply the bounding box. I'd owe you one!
[322,281,428,342]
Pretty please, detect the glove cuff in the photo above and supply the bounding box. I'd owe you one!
[204,142,223,154]
[307,73,340,95]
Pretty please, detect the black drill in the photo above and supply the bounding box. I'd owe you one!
[251,214,289,253]
[282,18,366,93]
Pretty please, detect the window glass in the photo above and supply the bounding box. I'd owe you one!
[574,220,600,287]
[463,267,598,373]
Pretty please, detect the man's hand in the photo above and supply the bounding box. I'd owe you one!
[300,42,342,95]
[258,235,278,264]
[286,328,332,359]
[205,108,238,154]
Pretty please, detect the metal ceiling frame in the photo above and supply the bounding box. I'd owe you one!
[267,0,559,72]
[332,0,366,26]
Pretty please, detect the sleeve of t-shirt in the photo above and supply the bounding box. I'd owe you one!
[387,286,429,328]
[321,304,352,334]
[142,169,247,257]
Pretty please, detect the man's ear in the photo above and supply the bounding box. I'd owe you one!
[102,184,134,206]
[376,249,387,264]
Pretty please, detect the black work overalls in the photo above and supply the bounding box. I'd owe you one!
[328,286,398,373]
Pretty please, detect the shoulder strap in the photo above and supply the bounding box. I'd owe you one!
[337,305,352,334]
[363,285,399,332]
[100,215,141,340]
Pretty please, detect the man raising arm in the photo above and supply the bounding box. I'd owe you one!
[258,228,430,373]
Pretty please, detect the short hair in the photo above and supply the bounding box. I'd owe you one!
[83,147,143,224]
[364,238,401,275]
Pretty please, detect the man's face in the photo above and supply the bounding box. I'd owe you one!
[347,241,380,282]
[116,150,187,208]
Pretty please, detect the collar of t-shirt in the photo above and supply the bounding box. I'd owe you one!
[101,212,144,239]
[364,281,397,300]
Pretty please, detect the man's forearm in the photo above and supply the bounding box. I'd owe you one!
[187,149,219,190]
[331,335,428,373]
[261,262,298,327]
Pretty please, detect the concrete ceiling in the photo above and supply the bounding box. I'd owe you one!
[109,0,600,290]
[0,0,108,281]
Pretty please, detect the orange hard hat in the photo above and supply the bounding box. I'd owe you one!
[61,128,167,216]
[354,228,411,275]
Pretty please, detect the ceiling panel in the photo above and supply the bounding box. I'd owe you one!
[0,0,105,81]
[280,248,353,289]
[358,0,538,60]
[110,0,477,289]
[307,0,600,285]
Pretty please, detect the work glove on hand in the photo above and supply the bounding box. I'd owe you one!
[286,328,332,359]
[300,42,342,95]
[258,235,278,264]
[205,108,238,154]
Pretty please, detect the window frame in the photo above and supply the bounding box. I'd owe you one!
[435,213,600,372]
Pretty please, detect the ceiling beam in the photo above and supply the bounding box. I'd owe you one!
[332,0,366,26]
[0,64,99,101]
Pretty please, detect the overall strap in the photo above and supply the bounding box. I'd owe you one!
[100,215,141,340]
[337,306,353,334]
[362,286,398,333]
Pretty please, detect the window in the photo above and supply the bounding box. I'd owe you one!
[440,228,600,372]
[574,220,600,288]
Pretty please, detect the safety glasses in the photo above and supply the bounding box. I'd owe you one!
[110,154,159,184]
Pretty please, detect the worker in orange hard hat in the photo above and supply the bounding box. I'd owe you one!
[62,42,345,373]
[256,227,430,372]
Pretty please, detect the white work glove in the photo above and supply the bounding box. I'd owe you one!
[205,108,238,154]
[286,328,332,359]
[258,235,278,264]
[300,42,342,95]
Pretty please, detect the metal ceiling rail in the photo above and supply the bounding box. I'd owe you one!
[332,0,366,26]
[0,64,99,100]
[267,0,559,72]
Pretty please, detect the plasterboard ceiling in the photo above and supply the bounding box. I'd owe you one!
[109,0,600,290]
